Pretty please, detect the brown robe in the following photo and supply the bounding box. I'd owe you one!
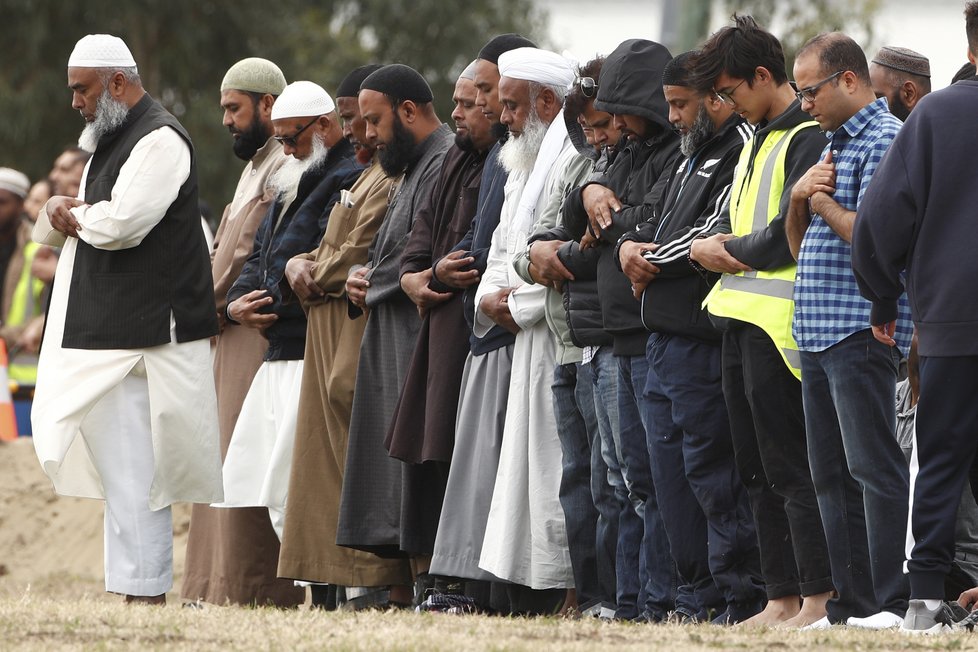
[181,139,304,606]
[277,157,411,586]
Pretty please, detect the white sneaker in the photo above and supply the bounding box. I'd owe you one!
[800,616,833,630]
[900,599,952,635]
[847,611,904,629]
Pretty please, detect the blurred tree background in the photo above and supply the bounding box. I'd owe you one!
[0,0,546,224]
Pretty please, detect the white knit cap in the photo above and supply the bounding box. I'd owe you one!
[270,81,336,120]
[68,34,137,69]
[221,57,287,95]
[497,47,575,90]
[459,60,479,81]
[0,168,30,199]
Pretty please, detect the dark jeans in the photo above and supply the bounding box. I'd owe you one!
[589,348,627,612]
[552,361,616,606]
[909,355,978,599]
[802,329,909,621]
[645,333,764,616]
[721,321,833,599]
[617,353,679,618]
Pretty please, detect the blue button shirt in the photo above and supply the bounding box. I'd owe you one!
[793,97,912,355]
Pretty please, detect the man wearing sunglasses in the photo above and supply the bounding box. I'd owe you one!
[687,15,831,628]
[220,80,361,548]
[786,33,911,631]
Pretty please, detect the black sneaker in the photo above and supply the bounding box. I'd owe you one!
[417,592,478,615]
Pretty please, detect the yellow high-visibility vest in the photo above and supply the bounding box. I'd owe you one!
[703,121,816,380]
[7,241,44,385]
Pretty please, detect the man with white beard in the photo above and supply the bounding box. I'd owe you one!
[472,46,579,612]
[32,34,220,604]
[216,81,361,541]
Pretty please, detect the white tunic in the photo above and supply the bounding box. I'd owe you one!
[32,126,222,511]
[475,121,578,589]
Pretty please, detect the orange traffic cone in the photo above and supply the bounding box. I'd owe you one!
[0,341,19,441]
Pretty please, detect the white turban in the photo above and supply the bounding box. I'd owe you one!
[497,47,575,90]
[271,81,336,120]
[68,34,136,68]
[0,168,29,199]
[459,59,478,82]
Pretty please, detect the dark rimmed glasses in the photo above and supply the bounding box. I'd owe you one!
[713,78,747,106]
[795,71,844,104]
[578,76,598,98]
[274,116,319,148]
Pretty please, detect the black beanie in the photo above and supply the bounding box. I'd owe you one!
[360,64,433,103]
[337,64,383,98]
[662,51,697,87]
[478,33,537,65]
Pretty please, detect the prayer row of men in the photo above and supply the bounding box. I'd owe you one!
[22,7,978,633]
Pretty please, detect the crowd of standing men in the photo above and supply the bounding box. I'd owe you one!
[21,4,978,635]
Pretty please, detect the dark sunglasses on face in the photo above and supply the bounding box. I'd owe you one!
[274,116,320,148]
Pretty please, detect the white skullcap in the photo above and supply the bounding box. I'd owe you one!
[221,57,287,95]
[68,34,137,69]
[0,168,30,199]
[497,47,576,90]
[271,81,336,120]
[459,60,479,81]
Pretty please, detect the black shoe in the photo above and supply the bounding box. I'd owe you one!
[417,592,479,614]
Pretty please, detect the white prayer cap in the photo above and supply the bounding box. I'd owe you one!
[497,47,576,90]
[0,168,30,199]
[459,60,479,81]
[271,81,336,120]
[68,34,137,69]
[221,57,287,95]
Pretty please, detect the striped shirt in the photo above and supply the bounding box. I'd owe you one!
[793,97,912,354]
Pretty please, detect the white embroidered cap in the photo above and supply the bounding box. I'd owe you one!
[68,34,137,69]
[0,168,29,199]
[271,81,336,120]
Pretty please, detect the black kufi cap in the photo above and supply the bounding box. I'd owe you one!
[360,63,433,103]
[662,50,697,87]
[337,64,383,98]
[478,33,537,65]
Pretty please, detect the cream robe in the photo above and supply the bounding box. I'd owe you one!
[475,128,578,589]
[32,126,222,511]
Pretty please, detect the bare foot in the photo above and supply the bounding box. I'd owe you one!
[558,589,579,618]
[780,591,832,628]
[736,596,800,628]
[124,593,166,606]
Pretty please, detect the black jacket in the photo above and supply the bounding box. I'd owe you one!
[617,115,752,342]
[560,39,681,356]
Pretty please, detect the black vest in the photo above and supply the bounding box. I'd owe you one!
[62,93,218,349]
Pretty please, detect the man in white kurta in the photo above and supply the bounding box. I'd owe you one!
[474,48,578,592]
[32,34,221,603]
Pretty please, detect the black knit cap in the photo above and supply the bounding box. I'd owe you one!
[360,63,433,103]
[662,50,697,87]
[336,64,383,98]
[478,33,537,64]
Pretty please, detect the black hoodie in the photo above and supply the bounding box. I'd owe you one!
[560,39,681,356]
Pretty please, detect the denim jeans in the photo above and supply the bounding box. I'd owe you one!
[589,348,627,612]
[617,352,679,618]
[802,329,909,621]
[552,361,616,606]
[645,333,764,615]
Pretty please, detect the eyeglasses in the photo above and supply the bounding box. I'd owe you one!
[274,116,319,148]
[713,78,747,106]
[795,71,844,104]
[578,77,598,98]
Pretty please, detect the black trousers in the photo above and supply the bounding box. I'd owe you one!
[721,321,833,599]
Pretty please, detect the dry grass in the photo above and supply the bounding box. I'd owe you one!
[0,590,977,652]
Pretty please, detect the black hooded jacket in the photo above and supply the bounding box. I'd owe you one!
[559,39,681,356]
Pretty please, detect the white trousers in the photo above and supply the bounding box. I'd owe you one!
[81,372,173,596]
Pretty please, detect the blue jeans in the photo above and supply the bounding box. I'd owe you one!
[552,361,616,606]
[645,333,764,616]
[589,348,626,611]
[802,329,909,621]
[617,353,679,619]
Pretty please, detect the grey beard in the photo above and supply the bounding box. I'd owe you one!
[78,88,130,152]
[499,110,549,175]
[679,105,716,158]
[267,133,329,198]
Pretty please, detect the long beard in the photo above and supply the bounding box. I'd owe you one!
[498,110,548,175]
[231,114,269,161]
[78,89,130,152]
[680,105,717,158]
[267,133,329,197]
[378,115,418,177]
